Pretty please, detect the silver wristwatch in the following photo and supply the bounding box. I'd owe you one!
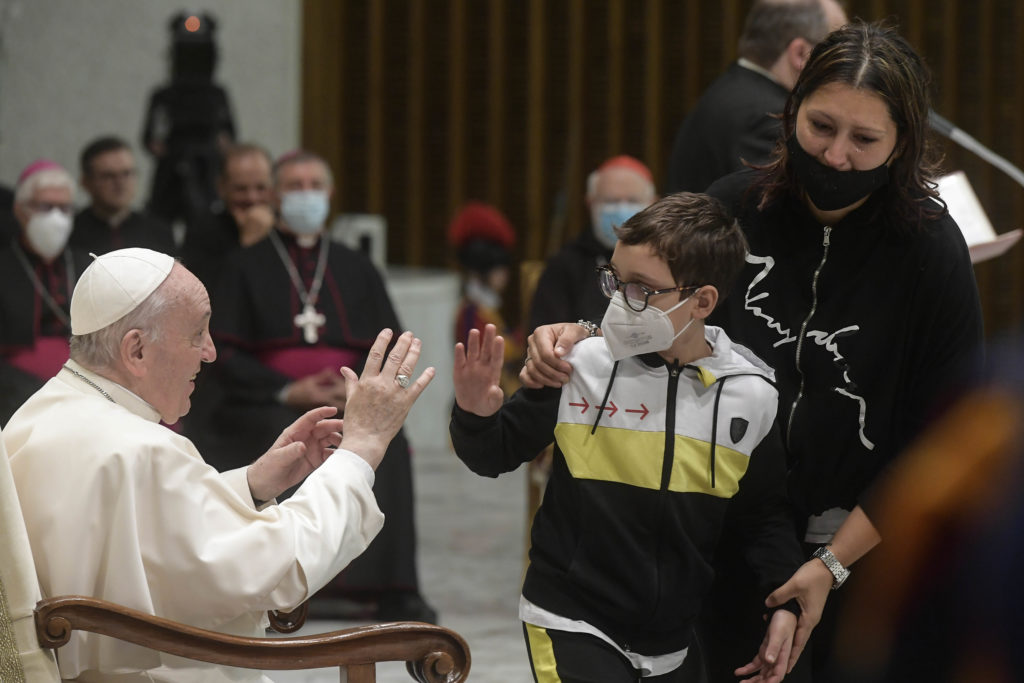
[576,319,600,337]
[812,546,850,590]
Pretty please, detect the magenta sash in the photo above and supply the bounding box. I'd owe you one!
[6,336,70,379]
[257,347,363,380]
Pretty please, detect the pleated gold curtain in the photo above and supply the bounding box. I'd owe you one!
[302,0,1024,337]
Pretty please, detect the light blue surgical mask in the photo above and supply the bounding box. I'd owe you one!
[591,201,646,250]
[280,190,329,235]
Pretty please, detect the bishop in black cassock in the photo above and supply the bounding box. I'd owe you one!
[0,244,92,426]
[1,160,96,426]
[194,225,433,621]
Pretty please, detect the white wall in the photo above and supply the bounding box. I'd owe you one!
[0,0,300,199]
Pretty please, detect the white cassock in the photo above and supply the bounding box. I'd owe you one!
[4,360,385,682]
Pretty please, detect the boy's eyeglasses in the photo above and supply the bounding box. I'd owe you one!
[597,265,701,313]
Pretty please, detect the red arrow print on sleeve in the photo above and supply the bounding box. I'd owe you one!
[625,403,649,420]
[568,396,590,414]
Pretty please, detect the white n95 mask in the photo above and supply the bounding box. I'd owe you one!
[600,291,695,361]
[280,190,329,235]
[25,208,73,261]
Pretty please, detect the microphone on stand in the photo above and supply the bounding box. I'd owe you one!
[929,109,1024,189]
[928,109,1024,263]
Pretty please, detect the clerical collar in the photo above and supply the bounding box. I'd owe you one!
[277,228,321,249]
[61,360,162,423]
[295,233,319,248]
[88,205,133,229]
[738,57,781,86]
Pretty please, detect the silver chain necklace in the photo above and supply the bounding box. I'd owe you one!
[11,242,75,328]
[62,364,115,403]
[268,230,330,344]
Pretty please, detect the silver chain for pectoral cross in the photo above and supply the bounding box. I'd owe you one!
[268,229,330,314]
[12,242,75,329]
[63,364,115,403]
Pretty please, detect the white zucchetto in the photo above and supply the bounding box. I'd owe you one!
[70,248,175,335]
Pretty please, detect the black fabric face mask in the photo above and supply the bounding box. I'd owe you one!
[787,135,892,212]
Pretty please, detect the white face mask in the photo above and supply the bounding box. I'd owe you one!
[280,190,329,235]
[600,291,695,361]
[25,208,73,261]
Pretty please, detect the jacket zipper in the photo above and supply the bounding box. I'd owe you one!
[786,225,831,449]
[643,360,681,626]
[660,361,681,491]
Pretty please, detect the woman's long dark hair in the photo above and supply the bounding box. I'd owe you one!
[757,20,944,231]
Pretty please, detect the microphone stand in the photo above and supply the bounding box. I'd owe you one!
[929,110,1024,189]
[929,110,1024,263]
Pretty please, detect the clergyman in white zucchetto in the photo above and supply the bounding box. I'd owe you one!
[3,247,434,682]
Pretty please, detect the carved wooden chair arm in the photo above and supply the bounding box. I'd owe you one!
[35,595,470,683]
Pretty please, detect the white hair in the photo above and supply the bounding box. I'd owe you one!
[585,167,656,202]
[15,168,75,205]
[69,274,176,370]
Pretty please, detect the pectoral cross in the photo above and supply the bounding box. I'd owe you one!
[294,304,326,344]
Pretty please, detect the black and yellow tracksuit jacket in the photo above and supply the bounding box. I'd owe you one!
[450,326,803,656]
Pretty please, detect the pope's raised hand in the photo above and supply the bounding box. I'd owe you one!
[339,328,434,469]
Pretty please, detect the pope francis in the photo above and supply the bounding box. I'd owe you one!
[3,248,435,682]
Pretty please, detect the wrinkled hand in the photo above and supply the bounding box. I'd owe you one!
[761,559,834,674]
[282,368,348,411]
[231,204,275,246]
[735,608,797,683]
[338,329,434,469]
[519,322,587,388]
[247,406,345,502]
[454,324,505,416]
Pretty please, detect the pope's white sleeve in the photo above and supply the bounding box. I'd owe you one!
[137,444,384,626]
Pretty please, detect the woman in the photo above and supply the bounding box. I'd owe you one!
[522,20,984,681]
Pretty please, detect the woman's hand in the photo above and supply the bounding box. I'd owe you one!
[519,322,588,388]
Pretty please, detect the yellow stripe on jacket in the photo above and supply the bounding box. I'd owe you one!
[554,423,750,497]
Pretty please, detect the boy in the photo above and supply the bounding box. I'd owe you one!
[450,192,810,682]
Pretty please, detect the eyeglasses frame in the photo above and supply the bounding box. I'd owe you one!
[596,265,702,313]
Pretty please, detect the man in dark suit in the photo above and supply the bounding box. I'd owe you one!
[181,143,276,291]
[72,136,177,256]
[667,0,847,194]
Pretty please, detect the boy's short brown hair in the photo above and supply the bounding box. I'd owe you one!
[615,192,748,298]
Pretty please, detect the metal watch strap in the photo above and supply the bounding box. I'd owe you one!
[812,546,850,590]
[576,319,600,337]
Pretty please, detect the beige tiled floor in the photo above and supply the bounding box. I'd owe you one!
[272,446,535,682]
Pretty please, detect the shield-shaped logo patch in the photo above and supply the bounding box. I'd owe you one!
[730,417,749,443]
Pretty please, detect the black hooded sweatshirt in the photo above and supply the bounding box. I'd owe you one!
[707,169,984,526]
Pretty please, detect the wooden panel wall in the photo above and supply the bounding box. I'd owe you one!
[302,0,1024,337]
